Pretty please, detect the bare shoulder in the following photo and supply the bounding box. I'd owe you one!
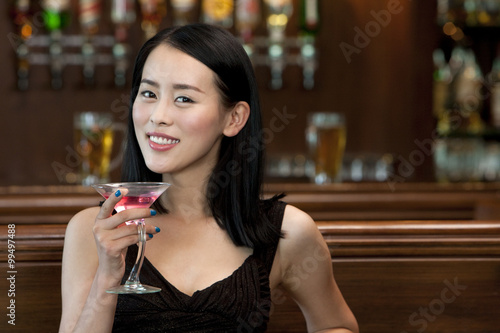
[63,207,100,266]
[65,207,99,240]
[281,205,322,246]
[278,205,326,264]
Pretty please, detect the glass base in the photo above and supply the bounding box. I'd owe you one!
[106,283,162,294]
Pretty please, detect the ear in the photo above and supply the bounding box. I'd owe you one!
[223,101,250,137]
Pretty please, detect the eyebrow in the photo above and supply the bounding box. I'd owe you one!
[140,78,160,88]
[172,83,205,94]
[140,79,205,94]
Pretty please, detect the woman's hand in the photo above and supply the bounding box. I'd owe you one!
[92,189,160,286]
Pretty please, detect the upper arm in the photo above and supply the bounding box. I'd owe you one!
[277,205,358,333]
[59,207,99,332]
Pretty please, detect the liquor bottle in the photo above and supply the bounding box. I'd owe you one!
[171,0,197,26]
[235,0,261,59]
[264,0,293,89]
[139,0,167,40]
[235,0,261,44]
[41,0,71,32]
[488,47,500,128]
[436,0,449,25]
[454,49,484,133]
[80,0,101,35]
[439,0,468,26]
[264,0,293,42]
[111,0,136,87]
[41,0,71,89]
[79,0,102,86]
[202,0,234,28]
[10,0,33,90]
[432,49,452,135]
[476,0,500,26]
[10,0,32,38]
[298,0,319,90]
[111,0,136,42]
[464,0,478,26]
[299,0,319,36]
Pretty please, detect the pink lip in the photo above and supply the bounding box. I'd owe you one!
[146,132,180,152]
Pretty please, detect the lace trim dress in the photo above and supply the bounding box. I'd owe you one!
[112,200,287,333]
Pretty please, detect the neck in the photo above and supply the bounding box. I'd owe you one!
[159,176,212,221]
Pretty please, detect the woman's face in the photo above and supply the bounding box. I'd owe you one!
[133,45,231,181]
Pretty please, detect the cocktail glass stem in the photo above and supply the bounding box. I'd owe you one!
[124,219,146,288]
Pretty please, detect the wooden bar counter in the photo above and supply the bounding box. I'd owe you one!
[1,182,500,332]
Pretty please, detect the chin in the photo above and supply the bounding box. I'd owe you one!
[143,160,170,175]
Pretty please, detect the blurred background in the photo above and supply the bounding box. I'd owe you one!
[3,3,500,332]
[2,0,499,186]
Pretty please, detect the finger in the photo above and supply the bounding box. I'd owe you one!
[104,224,139,241]
[97,208,157,231]
[144,225,161,241]
[97,188,128,219]
[113,209,157,227]
[144,225,161,235]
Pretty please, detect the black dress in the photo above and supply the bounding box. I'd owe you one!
[112,200,287,333]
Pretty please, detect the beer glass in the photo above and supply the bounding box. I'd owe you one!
[74,112,124,185]
[306,112,347,184]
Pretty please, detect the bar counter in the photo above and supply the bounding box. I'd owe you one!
[1,182,500,332]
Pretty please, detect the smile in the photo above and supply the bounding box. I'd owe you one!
[149,136,180,145]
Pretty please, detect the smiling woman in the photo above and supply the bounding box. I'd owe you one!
[59,23,358,333]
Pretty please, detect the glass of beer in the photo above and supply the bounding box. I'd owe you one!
[74,112,116,186]
[306,112,347,184]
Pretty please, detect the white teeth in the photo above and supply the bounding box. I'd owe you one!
[150,136,179,145]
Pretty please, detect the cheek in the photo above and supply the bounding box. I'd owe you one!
[185,106,229,136]
[132,103,148,127]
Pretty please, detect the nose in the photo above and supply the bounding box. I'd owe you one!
[149,100,173,126]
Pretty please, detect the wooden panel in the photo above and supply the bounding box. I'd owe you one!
[335,259,500,333]
[268,259,500,333]
[4,182,500,224]
[264,182,500,221]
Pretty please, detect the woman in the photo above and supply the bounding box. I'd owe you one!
[59,23,358,333]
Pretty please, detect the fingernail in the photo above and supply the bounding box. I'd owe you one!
[115,190,121,197]
[150,209,157,216]
[155,226,161,233]
[148,233,153,239]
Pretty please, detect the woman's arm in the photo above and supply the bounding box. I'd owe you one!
[277,205,359,333]
[59,190,159,333]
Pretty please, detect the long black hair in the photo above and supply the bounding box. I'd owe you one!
[121,23,282,248]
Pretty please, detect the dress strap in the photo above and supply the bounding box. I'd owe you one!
[256,200,287,274]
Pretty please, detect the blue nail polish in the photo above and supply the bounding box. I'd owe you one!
[115,190,121,197]
[150,209,157,216]
[155,226,161,233]
[148,233,153,239]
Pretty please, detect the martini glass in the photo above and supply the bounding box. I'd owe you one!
[92,182,170,294]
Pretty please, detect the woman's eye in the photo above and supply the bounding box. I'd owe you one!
[175,96,193,103]
[141,90,157,99]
